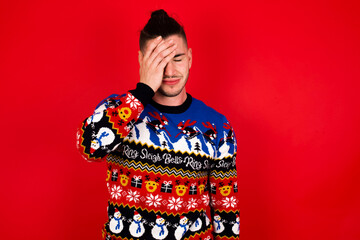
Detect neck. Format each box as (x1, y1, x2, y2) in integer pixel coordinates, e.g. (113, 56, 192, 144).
(153, 88, 187, 106)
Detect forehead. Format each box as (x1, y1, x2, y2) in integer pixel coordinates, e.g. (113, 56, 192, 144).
(145, 34, 188, 52)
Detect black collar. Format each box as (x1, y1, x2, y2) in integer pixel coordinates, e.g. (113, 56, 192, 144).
(150, 93, 192, 114)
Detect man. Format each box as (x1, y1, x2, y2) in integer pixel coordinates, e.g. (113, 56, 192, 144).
(77, 9, 240, 240)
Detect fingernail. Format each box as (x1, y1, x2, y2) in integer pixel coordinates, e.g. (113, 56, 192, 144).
(157, 36, 162, 40)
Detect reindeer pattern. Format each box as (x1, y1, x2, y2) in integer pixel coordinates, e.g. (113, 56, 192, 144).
(79, 94, 239, 239)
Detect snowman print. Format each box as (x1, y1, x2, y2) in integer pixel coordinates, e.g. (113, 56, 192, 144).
(109, 209, 123, 234)
(151, 215, 169, 240)
(129, 210, 145, 238)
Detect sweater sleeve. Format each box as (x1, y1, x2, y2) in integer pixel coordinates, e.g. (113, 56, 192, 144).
(76, 83, 154, 162)
(209, 117, 240, 239)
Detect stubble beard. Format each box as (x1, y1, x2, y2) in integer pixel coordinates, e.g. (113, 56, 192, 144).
(158, 74, 189, 97)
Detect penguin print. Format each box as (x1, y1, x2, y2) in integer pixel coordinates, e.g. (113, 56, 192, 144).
(85, 111, 104, 128)
(202, 122, 217, 144)
(90, 127, 115, 154)
(175, 119, 199, 139)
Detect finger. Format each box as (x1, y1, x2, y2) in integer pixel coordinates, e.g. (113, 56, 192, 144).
(151, 43, 177, 68)
(158, 48, 177, 69)
(148, 39, 175, 65)
(146, 39, 167, 61)
(143, 39, 167, 67)
(143, 36, 163, 60)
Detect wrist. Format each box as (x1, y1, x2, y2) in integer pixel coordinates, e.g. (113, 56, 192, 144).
(129, 83, 155, 107)
(140, 79, 158, 92)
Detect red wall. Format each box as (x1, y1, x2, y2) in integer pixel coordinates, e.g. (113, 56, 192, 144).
(1, 0, 359, 239)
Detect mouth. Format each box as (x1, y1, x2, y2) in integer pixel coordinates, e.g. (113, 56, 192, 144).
(163, 78, 180, 85)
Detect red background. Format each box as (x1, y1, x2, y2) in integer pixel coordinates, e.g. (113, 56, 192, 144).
(1, 0, 360, 239)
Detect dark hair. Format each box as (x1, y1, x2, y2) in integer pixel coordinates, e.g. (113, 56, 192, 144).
(139, 9, 187, 51)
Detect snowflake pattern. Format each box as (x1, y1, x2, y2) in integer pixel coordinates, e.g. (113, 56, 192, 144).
(110, 185, 122, 200)
(124, 125, 130, 132)
(126, 94, 141, 109)
(222, 196, 237, 208)
(79, 92, 239, 236)
(187, 198, 198, 210)
(126, 189, 140, 203)
(201, 194, 210, 205)
(146, 194, 162, 208)
(168, 197, 183, 211)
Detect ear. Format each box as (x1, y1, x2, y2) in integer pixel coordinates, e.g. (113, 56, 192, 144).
(188, 48, 192, 69)
(138, 50, 143, 65)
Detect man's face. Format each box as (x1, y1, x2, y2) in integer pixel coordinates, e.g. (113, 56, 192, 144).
(145, 34, 192, 98)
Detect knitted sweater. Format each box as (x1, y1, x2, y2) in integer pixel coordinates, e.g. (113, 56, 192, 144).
(76, 83, 240, 240)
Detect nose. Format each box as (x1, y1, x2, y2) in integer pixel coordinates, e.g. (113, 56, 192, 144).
(164, 61, 175, 77)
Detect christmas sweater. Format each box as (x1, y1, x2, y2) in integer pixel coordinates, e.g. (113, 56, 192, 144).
(76, 83, 240, 240)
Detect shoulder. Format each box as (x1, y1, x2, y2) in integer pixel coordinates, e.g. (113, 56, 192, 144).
(190, 96, 228, 123)
(94, 93, 126, 110)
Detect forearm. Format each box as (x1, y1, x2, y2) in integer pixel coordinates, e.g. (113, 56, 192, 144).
(76, 83, 154, 161)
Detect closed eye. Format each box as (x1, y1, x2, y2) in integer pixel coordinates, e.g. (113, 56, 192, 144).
(173, 53, 185, 62)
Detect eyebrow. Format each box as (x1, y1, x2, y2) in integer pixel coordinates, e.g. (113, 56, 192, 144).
(174, 53, 185, 58)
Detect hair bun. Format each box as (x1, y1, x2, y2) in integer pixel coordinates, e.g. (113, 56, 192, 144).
(151, 9, 169, 19)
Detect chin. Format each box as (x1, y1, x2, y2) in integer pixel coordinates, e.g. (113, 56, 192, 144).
(158, 86, 185, 97)
(158, 78, 188, 97)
